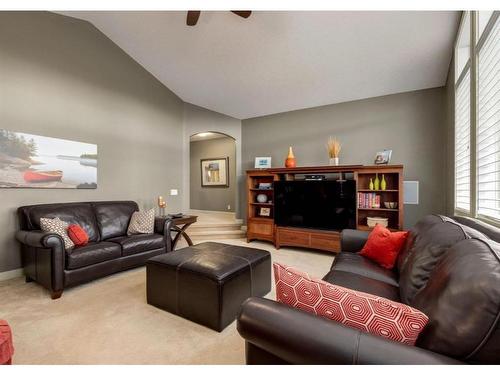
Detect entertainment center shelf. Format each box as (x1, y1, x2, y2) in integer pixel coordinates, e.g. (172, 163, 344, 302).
(246, 165, 403, 253)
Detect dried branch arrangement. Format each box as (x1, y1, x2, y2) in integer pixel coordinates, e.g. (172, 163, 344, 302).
(327, 137, 342, 158)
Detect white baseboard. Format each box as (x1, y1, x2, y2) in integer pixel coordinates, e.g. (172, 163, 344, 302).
(0, 268, 23, 281)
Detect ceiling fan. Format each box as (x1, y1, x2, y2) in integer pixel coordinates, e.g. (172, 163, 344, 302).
(186, 11, 252, 26)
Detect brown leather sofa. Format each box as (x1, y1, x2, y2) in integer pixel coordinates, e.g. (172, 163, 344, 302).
(237, 214, 500, 364)
(15, 201, 172, 299)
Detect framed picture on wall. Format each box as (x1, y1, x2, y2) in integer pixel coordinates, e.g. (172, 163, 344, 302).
(201, 157, 229, 187)
(0, 129, 97, 189)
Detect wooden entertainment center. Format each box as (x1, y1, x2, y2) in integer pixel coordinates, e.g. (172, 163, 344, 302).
(246, 165, 403, 253)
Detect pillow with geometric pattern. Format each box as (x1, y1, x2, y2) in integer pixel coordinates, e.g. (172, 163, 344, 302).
(127, 209, 155, 235)
(39, 217, 75, 250)
(273, 262, 429, 346)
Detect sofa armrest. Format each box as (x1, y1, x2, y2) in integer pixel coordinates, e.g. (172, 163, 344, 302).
(16, 230, 64, 249)
(237, 297, 462, 365)
(154, 217, 174, 252)
(15, 230, 65, 295)
(340, 229, 370, 252)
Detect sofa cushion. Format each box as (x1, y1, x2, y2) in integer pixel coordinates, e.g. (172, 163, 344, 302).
(453, 215, 500, 242)
(412, 238, 500, 363)
(398, 220, 486, 305)
(109, 233, 164, 256)
(18, 202, 100, 242)
(396, 214, 446, 272)
(92, 201, 138, 240)
(275, 263, 428, 346)
(66, 241, 121, 270)
(323, 270, 400, 302)
(331, 252, 399, 287)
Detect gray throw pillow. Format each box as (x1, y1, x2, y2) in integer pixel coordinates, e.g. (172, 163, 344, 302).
(127, 209, 155, 235)
(40, 217, 75, 250)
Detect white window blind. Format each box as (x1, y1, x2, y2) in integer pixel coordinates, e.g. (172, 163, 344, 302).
(477, 17, 500, 220)
(455, 69, 471, 212)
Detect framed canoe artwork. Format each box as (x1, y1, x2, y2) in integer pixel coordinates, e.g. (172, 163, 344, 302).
(0, 129, 97, 189)
(200, 157, 229, 187)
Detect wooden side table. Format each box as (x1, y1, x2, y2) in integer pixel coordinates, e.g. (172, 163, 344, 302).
(169, 215, 198, 250)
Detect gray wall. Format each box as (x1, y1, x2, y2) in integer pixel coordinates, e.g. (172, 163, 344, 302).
(182, 103, 242, 217)
(0, 12, 184, 273)
(242, 88, 447, 228)
(190, 137, 236, 212)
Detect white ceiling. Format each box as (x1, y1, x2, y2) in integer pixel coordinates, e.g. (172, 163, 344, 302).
(60, 11, 459, 119)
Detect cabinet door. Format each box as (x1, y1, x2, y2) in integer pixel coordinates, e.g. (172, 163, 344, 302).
(249, 221, 273, 236)
(310, 233, 340, 252)
(277, 228, 310, 246)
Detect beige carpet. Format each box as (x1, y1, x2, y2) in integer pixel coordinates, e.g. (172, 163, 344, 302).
(0, 239, 333, 364)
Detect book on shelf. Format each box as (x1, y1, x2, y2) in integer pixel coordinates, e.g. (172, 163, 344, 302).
(357, 192, 381, 209)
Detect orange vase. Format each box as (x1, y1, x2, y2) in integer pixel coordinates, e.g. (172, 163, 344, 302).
(285, 146, 296, 168)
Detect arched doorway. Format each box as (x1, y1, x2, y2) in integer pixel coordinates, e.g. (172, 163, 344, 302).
(189, 131, 237, 213)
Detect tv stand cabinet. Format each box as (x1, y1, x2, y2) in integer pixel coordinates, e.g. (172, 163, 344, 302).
(246, 165, 403, 253)
(276, 226, 340, 252)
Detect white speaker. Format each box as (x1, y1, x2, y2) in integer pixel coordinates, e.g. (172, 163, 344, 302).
(404, 181, 419, 204)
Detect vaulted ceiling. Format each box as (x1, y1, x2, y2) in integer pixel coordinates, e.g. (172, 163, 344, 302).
(61, 11, 460, 119)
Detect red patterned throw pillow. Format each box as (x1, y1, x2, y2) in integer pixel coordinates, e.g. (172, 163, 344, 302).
(0, 320, 14, 365)
(273, 263, 428, 345)
(359, 224, 409, 269)
(67, 224, 89, 246)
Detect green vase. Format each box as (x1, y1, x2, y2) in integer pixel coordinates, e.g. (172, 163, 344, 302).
(381, 174, 387, 191)
(374, 173, 380, 190)
(369, 178, 374, 190)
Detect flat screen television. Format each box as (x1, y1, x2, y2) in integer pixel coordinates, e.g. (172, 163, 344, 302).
(274, 180, 356, 231)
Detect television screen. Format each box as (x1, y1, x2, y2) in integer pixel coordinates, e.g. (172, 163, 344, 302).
(274, 180, 356, 231)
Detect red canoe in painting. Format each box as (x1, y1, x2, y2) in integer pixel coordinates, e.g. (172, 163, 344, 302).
(23, 170, 63, 183)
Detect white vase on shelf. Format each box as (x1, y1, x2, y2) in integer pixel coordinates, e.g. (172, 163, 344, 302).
(329, 157, 339, 166)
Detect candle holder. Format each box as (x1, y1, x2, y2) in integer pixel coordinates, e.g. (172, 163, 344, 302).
(157, 196, 167, 217)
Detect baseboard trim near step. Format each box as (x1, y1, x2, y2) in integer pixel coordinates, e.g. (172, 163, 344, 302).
(0, 268, 23, 281)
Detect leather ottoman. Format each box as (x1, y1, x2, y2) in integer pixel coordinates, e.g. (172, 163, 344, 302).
(146, 242, 271, 332)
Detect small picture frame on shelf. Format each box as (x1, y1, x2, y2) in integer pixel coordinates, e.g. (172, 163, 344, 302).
(374, 150, 392, 165)
(258, 182, 272, 190)
(255, 157, 271, 169)
(259, 207, 271, 216)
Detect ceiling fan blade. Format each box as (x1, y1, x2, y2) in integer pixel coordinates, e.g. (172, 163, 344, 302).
(187, 11, 201, 26)
(231, 11, 252, 19)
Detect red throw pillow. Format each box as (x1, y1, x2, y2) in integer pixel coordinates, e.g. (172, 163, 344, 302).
(273, 263, 428, 345)
(359, 224, 409, 269)
(67, 224, 89, 246)
(0, 320, 14, 365)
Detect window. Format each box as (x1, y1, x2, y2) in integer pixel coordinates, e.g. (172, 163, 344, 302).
(455, 70, 471, 211)
(454, 12, 471, 212)
(477, 15, 500, 220)
(454, 11, 500, 224)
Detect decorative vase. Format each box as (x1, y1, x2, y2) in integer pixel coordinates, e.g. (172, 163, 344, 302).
(329, 157, 339, 166)
(369, 178, 374, 191)
(256, 194, 268, 203)
(381, 174, 387, 191)
(374, 173, 380, 190)
(285, 146, 296, 168)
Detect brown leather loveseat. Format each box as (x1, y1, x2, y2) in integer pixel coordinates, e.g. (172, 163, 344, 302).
(237, 214, 500, 364)
(16, 201, 172, 299)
